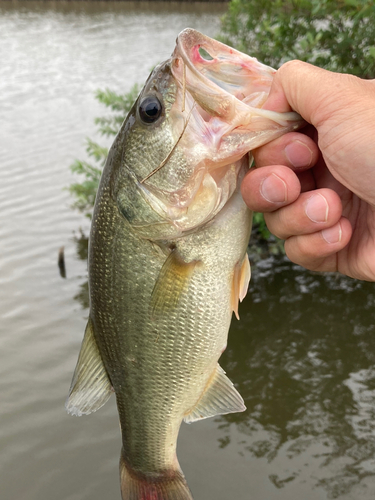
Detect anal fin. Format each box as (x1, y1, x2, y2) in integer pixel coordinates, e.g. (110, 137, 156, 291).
(184, 364, 246, 424)
(65, 318, 113, 416)
(231, 252, 251, 320)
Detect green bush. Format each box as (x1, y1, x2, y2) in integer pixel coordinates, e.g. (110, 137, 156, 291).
(68, 85, 140, 219)
(220, 0, 375, 77)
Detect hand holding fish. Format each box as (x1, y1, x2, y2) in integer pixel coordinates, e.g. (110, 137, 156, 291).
(242, 61, 375, 281)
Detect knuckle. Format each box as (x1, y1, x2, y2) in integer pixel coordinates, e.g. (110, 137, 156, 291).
(264, 212, 288, 240)
(280, 59, 307, 73)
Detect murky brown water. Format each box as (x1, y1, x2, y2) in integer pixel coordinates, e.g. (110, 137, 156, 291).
(1, 2, 375, 500)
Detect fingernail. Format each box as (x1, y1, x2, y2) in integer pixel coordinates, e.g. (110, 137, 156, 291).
(285, 140, 313, 168)
(305, 193, 329, 223)
(322, 222, 342, 244)
(260, 174, 287, 203)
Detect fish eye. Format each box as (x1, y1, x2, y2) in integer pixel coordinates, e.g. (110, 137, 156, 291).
(139, 96, 163, 124)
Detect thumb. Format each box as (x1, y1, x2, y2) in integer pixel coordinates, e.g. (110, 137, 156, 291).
(263, 60, 356, 128)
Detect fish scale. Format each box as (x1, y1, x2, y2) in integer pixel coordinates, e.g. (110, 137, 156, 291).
(89, 178, 250, 475)
(66, 29, 303, 500)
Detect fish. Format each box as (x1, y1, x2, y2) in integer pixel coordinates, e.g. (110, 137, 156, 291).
(66, 28, 303, 500)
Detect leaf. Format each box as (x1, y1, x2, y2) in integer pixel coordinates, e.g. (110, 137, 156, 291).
(86, 139, 108, 164)
(68, 84, 140, 218)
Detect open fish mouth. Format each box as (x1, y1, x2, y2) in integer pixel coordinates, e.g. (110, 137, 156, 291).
(170, 28, 304, 167)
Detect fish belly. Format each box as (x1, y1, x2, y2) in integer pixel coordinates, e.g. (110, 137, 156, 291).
(89, 184, 251, 476)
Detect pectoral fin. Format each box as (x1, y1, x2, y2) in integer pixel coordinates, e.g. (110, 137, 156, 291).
(231, 253, 251, 320)
(150, 249, 200, 317)
(184, 364, 246, 423)
(65, 318, 113, 416)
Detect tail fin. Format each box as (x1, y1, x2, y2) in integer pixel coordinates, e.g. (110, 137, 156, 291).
(120, 454, 193, 500)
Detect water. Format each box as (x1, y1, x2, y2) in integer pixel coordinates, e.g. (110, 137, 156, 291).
(1, 2, 375, 499)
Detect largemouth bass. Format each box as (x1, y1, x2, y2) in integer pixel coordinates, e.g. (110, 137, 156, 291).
(66, 29, 303, 500)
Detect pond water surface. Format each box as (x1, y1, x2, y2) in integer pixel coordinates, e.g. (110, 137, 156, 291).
(1, 2, 375, 500)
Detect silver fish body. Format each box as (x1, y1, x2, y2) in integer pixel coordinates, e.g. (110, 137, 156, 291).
(66, 29, 303, 500)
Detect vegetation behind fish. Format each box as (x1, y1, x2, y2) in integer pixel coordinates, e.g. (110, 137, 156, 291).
(68, 0, 375, 259)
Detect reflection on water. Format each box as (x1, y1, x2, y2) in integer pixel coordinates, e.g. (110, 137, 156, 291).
(221, 259, 375, 498)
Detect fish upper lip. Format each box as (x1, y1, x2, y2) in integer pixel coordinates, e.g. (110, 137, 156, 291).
(166, 29, 305, 176)
(172, 28, 303, 126)
(172, 28, 273, 117)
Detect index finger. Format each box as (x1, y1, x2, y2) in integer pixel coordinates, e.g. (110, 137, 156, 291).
(263, 60, 347, 127)
(252, 131, 319, 171)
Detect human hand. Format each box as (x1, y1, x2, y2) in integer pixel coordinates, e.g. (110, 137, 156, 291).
(242, 61, 375, 281)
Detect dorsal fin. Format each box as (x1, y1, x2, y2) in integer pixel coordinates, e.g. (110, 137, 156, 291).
(183, 364, 246, 423)
(231, 252, 251, 320)
(150, 248, 200, 317)
(65, 318, 113, 416)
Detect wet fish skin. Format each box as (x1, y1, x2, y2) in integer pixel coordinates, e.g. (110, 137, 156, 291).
(66, 29, 303, 500)
(89, 83, 251, 484)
